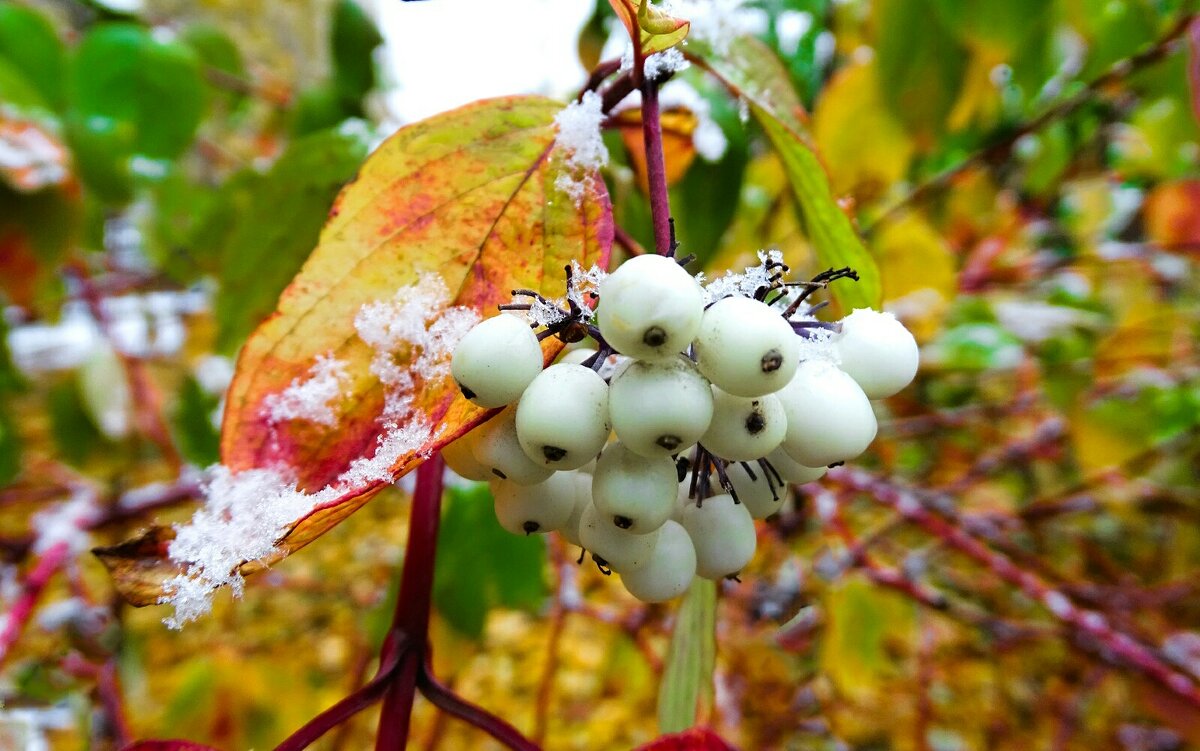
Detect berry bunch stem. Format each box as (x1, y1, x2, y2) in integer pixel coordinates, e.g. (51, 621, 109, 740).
(639, 77, 674, 257)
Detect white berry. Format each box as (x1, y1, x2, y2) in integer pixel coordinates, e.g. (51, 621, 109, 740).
(608, 357, 713, 457)
(451, 313, 544, 408)
(491, 472, 583, 536)
(591, 442, 678, 534)
(834, 308, 919, 399)
(725, 460, 787, 519)
(470, 406, 554, 485)
(558, 471, 595, 547)
(596, 254, 704, 361)
(776, 360, 877, 467)
(619, 520, 696, 602)
(765, 446, 827, 485)
(680, 494, 757, 580)
(700, 387, 786, 461)
(579, 501, 660, 572)
(692, 296, 800, 397)
(441, 435, 491, 482)
(516, 364, 610, 470)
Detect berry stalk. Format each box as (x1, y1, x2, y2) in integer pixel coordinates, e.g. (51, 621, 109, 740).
(639, 78, 673, 256)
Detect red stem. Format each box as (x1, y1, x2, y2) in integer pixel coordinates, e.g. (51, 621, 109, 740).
(375, 455, 445, 751)
(275, 637, 406, 751)
(0, 540, 70, 666)
(831, 467, 1200, 708)
(639, 79, 673, 256)
(417, 657, 540, 751)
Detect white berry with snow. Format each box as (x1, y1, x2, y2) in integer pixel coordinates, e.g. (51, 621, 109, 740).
(700, 387, 786, 461)
(725, 461, 787, 520)
(441, 435, 491, 482)
(451, 313, 543, 408)
(491, 472, 584, 536)
(469, 407, 554, 486)
(591, 442, 678, 534)
(692, 296, 800, 397)
(834, 308, 919, 399)
(681, 494, 757, 580)
(516, 364, 610, 470)
(608, 357, 713, 457)
(596, 254, 704, 361)
(619, 520, 696, 602)
(765, 446, 827, 485)
(777, 360, 877, 467)
(579, 501, 660, 572)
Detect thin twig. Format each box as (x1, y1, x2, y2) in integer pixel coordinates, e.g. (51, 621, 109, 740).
(866, 12, 1198, 234)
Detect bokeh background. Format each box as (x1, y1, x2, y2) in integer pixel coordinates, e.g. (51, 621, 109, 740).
(1, 0, 1198, 749)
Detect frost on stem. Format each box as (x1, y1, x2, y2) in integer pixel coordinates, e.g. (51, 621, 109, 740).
(261, 353, 350, 426)
(520, 261, 608, 329)
(553, 90, 609, 204)
(162, 274, 479, 629)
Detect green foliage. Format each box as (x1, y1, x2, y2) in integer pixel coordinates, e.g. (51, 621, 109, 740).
(172, 377, 221, 467)
(0, 3, 65, 110)
(292, 0, 383, 135)
(433, 483, 548, 640)
(657, 578, 716, 733)
(214, 125, 370, 352)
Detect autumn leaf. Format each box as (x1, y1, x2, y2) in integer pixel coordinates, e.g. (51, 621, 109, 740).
(98, 95, 612, 608)
(658, 578, 716, 734)
(608, 0, 690, 56)
(121, 739, 225, 743)
(634, 727, 739, 751)
(688, 36, 882, 312)
(615, 106, 699, 191)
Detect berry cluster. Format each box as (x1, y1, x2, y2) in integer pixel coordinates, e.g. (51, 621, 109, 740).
(444, 251, 918, 602)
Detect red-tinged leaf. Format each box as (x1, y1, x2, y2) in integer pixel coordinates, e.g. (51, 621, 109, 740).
(0, 113, 70, 192)
(1144, 180, 1200, 253)
(608, 0, 690, 56)
(634, 727, 740, 751)
(615, 106, 699, 191)
(99, 95, 612, 608)
(688, 36, 882, 313)
(121, 742, 224, 751)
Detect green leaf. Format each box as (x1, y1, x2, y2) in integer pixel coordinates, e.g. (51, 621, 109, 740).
(433, 483, 547, 640)
(331, 0, 383, 109)
(0, 316, 22, 394)
(179, 23, 246, 109)
(214, 125, 370, 352)
(0, 58, 49, 112)
(657, 578, 715, 734)
(48, 378, 108, 467)
(171, 377, 221, 467)
(0, 3, 66, 110)
(691, 36, 881, 311)
(0, 404, 19, 485)
(69, 23, 206, 161)
(874, 0, 968, 140)
(65, 113, 136, 204)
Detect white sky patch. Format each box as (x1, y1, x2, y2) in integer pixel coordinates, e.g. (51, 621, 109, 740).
(162, 276, 479, 628)
(372, 0, 593, 125)
(262, 354, 350, 426)
(553, 91, 610, 204)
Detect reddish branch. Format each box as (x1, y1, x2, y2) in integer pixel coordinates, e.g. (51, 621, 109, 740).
(67, 261, 182, 472)
(0, 540, 71, 665)
(639, 77, 673, 256)
(867, 11, 1199, 234)
(830, 467, 1200, 708)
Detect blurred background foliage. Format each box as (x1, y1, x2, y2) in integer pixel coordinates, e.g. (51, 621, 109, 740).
(0, 0, 1198, 749)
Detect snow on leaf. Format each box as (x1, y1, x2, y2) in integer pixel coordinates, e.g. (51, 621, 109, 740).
(0, 110, 70, 192)
(554, 91, 610, 203)
(96, 96, 613, 615)
(261, 353, 350, 426)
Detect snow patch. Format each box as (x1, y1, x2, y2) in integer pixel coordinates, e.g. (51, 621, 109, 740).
(163, 275, 477, 628)
(31, 490, 100, 556)
(262, 354, 350, 426)
(553, 91, 610, 203)
(668, 0, 768, 55)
